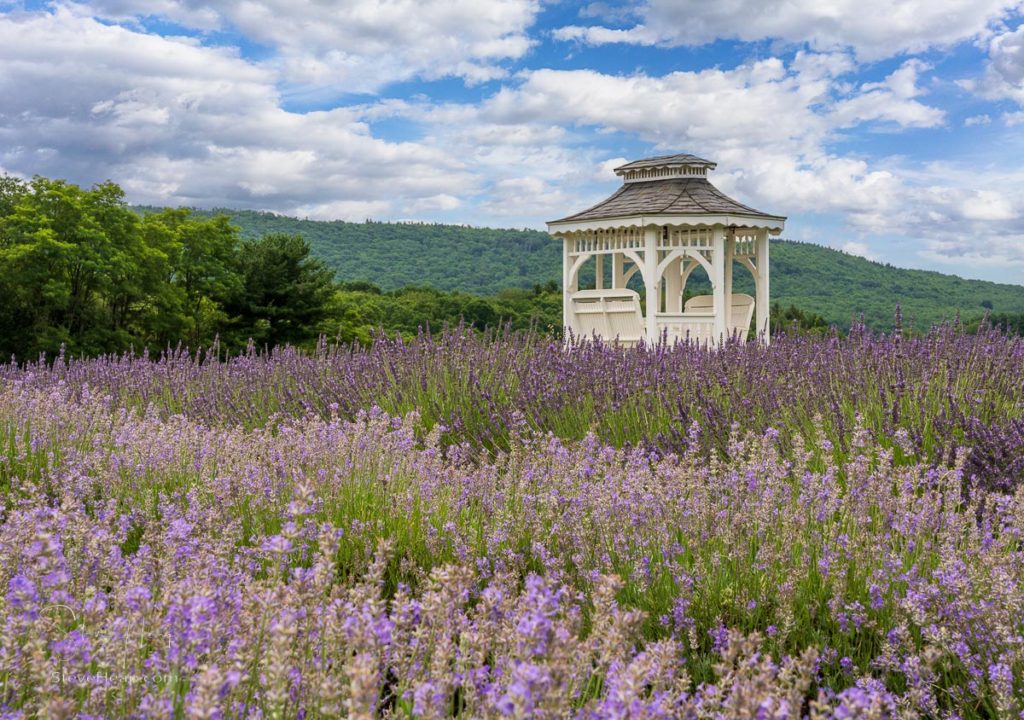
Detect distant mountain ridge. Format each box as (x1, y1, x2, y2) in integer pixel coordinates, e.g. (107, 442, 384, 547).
(156, 207, 1024, 331)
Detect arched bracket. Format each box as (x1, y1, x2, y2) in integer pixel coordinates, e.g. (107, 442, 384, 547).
(738, 256, 759, 282)
(656, 248, 688, 282)
(619, 249, 645, 287)
(686, 248, 714, 277)
(568, 253, 593, 288)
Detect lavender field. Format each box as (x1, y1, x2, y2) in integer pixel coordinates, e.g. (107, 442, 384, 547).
(1, 324, 1023, 718)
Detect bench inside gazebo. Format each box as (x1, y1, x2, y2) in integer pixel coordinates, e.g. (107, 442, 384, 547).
(547, 154, 786, 346)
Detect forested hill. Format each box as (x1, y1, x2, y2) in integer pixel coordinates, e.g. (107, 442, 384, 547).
(177, 209, 558, 296)
(171, 208, 1024, 331)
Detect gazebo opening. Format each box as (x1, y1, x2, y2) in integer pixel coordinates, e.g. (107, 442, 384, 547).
(547, 154, 786, 346)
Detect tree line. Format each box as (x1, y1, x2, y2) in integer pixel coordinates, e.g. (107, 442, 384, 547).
(2, 176, 1019, 362)
(0, 176, 335, 359)
(0, 176, 565, 360)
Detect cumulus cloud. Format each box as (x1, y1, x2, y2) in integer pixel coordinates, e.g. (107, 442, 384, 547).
(970, 24, 1024, 106)
(960, 190, 1017, 220)
(429, 57, 1024, 266)
(841, 241, 877, 261)
(3, 3, 1024, 275)
(0, 8, 475, 217)
(468, 57, 946, 221)
(76, 0, 541, 91)
(553, 0, 1019, 61)
(480, 60, 831, 154)
(830, 60, 945, 128)
(920, 232, 1024, 271)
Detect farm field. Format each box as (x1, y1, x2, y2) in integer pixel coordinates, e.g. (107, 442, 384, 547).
(1, 324, 1023, 718)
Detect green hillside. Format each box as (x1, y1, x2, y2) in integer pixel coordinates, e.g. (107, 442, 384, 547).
(180, 208, 1024, 331)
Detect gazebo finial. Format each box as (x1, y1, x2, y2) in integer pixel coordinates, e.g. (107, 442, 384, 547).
(547, 153, 785, 346)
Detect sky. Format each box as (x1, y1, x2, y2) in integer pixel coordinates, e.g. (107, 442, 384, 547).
(1, 1, 1024, 284)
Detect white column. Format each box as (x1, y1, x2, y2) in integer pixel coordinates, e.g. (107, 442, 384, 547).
(724, 233, 735, 334)
(756, 231, 771, 344)
(562, 237, 574, 337)
(612, 253, 625, 289)
(664, 256, 682, 313)
(644, 227, 659, 344)
(711, 227, 727, 344)
(595, 254, 604, 289)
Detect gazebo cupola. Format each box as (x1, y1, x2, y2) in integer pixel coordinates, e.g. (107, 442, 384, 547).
(547, 154, 786, 346)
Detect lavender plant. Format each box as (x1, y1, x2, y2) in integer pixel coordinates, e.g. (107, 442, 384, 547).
(4, 322, 1021, 491)
(0, 326, 1021, 717)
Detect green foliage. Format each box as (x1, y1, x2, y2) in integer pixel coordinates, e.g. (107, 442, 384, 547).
(965, 312, 1024, 336)
(769, 302, 832, 335)
(0, 177, 339, 360)
(325, 283, 562, 344)
(179, 209, 561, 296)
(225, 233, 336, 349)
(5, 175, 1022, 362)
(185, 208, 1024, 333)
(1, 177, 563, 360)
(0, 176, 155, 358)
(138, 208, 242, 348)
(764, 241, 1024, 331)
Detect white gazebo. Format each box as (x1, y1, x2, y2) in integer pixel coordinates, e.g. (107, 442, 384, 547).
(547, 154, 785, 346)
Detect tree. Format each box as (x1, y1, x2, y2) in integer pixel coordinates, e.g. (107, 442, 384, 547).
(0, 177, 152, 358)
(226, 233, 335, 349)
(770, 303, 832, 336)
(142, 209, 242, 348)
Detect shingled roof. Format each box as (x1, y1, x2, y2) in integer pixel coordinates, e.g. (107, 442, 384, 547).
(550, 178, 785, 224)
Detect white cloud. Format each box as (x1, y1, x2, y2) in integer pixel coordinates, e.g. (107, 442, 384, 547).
(1005, 110, 1024, 125)
(829, 60, 945, 128)
(480, 60, 831, 154)
(478, 176, 577, 220)
(964, 114, 992, 126)
(470, 58, 945, 222)
(554, 0, 1020, 61)
(595, 157, 627, 181)
(841, 241, 877, 261)
(437, 58, 1024, 267)
(919, 233, 1024, 270)
(78, 0, 541, 91)
(0, 8, 476, 217)
(970, 24, 1024, 107)
(3, 4, 1024, 276)
(961, 190, 1017, 220)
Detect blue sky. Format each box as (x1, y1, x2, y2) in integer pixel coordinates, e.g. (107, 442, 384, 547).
(1, 1, 1024, 283)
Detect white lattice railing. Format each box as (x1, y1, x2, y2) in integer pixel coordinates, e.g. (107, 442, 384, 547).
(660, 227, 712, 250)
(732, 231, 758, 257)
(570, 228, 645, 255)
(569, 227, 764, 258)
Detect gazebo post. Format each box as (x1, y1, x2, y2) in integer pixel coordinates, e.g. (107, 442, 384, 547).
(724, 230, 735, 334)
(562, 237, 574, 337)
(644, 227, 658, 343)
(711, 227, 727, 342)
(612, 253, 624, 289)
(756, 231, 771, 344)
(595, 255, 604, 289)
(664, 257, 682, 313)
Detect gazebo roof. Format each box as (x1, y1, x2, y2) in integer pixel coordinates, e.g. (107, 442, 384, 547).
(614, 153, 716, 173)
(550, 178, 785, 224)
(549, 154, 786, 228)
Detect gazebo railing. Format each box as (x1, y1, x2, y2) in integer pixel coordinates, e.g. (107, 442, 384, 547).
(655, 311, 716, 345)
